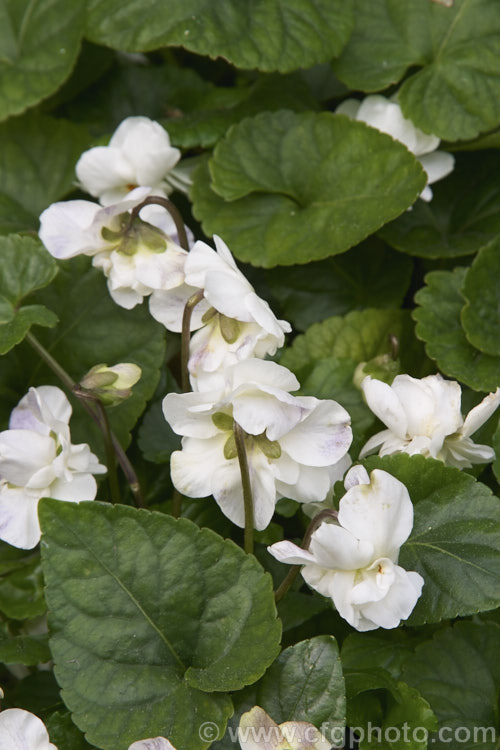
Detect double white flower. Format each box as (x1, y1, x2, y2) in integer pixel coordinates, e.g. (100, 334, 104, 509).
(163, 359, 352, 530)
(75, 116, 182, 205)
(360, 374, 500, 468)
(238, 706, 330, 750)
(0, 386, 105, 549)
(336, 94, 454, 201)
(39, 189, 204, 329)
(157, 235, 291, 390)
(269, 466, 424, 631)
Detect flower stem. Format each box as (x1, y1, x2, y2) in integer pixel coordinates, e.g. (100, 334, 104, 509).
(180, 289, 204, 392)
(25, 332, 144, 508)
(171, 488, 183, 519)
(274, 509, 338, 603)
(233, 422, 254, 555)
(128, 195, 190, 252)
(73, 387, 121, 506)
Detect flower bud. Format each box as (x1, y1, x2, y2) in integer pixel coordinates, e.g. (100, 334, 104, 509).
(80, 363, 142, 406)
(353, 354, 399, 390)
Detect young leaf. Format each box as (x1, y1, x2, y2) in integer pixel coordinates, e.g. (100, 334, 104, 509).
(0, 235, 58, 354)
(192, 111, 425, 267)
(0, 0, 85, 121)
(414, 267, 500, 391)
(257, 636, 345, 737)
(333, 0, 500, 141)
(363, 454, 500, 624)
(39, 499, 281, 750)
(85, 0, 353, 73)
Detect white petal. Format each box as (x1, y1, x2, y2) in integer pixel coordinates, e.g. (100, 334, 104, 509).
(278, 399, 351, 466)
(232, 389, 304, 442)
(309, 522, 374, 570)
(49, 473, 98, 502)
(358, 429, 394, 459)
(149, 284, 208, 333)
(276, 463, 332, 504)
(212, 444, 276, 530)
(170, 436, 227, 498)
(419, 185, 433, 202)
(267, 540, 317, 566)
(244, 292, 291, 338)
(462, 388, 500, 437)
(39, 200, 101, 259)
(238, 707, 283, 750)
(393, 374, 462, 438)
(162, 391, 221, 438)
(350, 557, 396, 605)
(361, 377, 408, 439)
(441, 436, 495, 468)
(0, 487, 42, 549)
(344, 465, 370, 490)
(129, 738, 177, 750)
(0, 708, 56, 750)
(358, 566, 424, 630)
(76, 146, 135, 198)
(111, 116, 181, 186)
(338, 469, 413, 558)
(418, 151, 455, 185)
(228, 359, 300, 393)
(0, 430, 56, 486)
(134, 246, 187, 291)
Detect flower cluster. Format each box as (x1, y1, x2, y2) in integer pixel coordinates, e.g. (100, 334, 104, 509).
(336, 94, 455, 201)
(269, 466, 424, 631)
(163, 359, 352, 529)
(0, 386, 105, 549)
(360, 374, 500, 468)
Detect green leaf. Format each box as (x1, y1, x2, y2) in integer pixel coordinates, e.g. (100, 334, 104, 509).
(414, 267, 500, 391)
(341, 630, 423, 681)
(85, 0, 353, 73)
(0, 234, 58, 354)
(493, 419, 500, 483)
(4, 671, 62, 718)
(276, 591, 330, 633)
(46, 711, 96, 750)
(40, 499, 281, 750)
(379, 152, 500, 259)
(256, 239, 413, 331)
(333, 0, 500, 141)
(461, 239, 500, 355)
(402, 621, 500, 750)
(257, 636, 345, 735)
(30, 257, 166, 450)
(193, 110, 426, 267)
(0, 113, 91, 233)
(0, 625, 51, 665)
(0, 0, 85, 120)
(364, 454, 500, 624)
(0, 556, 46, 620)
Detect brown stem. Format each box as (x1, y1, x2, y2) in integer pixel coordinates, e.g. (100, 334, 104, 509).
(234, 423, 254, 555)
(181, 289, 204, 392)
(128, 195, 190, 252)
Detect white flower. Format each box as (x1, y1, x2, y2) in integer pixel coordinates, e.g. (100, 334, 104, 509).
(128, 739, 176, 750)
(336, 94, 455, 201)
(163, 359, 352, 530)
(0, 708, 57, 749)
(238, 706, 330, 750)
(154, 235, 290, 389)
(269, 466, 424, 631)
(39, 191, 204, 328)
(360, 374, 500, 468)
(0, 386, 106, 549)
(76, 116, 181, 205)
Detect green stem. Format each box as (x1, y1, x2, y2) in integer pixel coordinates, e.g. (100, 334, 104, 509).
(233, 422, 254, 555)
(128, 195, 190, 252)
(181, 289, 204, 392)
(25, 332, 144, 508)
(274, 509, 338, 603)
